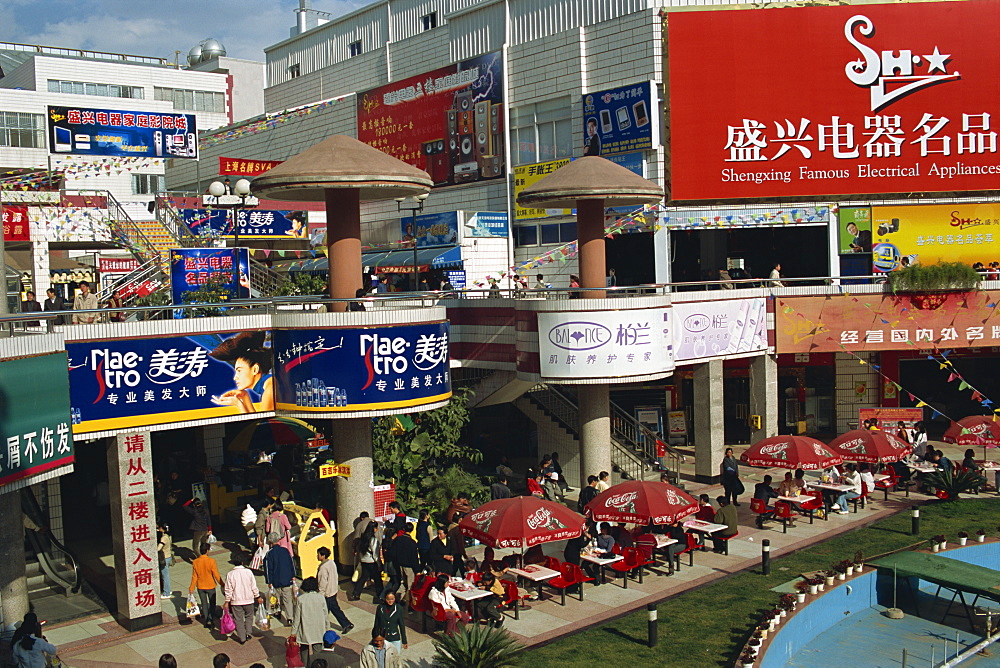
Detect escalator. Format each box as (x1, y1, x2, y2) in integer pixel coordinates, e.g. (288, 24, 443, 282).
(20, 487, 91, 615)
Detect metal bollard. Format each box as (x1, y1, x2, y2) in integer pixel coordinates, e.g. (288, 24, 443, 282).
(647, 602, 658, 647)
(911, 505, 920, 536)
(901, 647, 906, 668)
(762, 538, 771, 575)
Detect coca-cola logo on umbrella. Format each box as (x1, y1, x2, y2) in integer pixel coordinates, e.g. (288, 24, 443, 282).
(470, 509, 497, 532)
(758, 443, 787, 457)
(840, 437, 866, 453)
(665, 489, 683, 505)
(812, 444, 829, 457)
(606, 491, 639, 512)
(526, 507, 567, 531)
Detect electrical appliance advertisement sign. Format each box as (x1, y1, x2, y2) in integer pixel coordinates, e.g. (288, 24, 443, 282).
(47, 105, 198, 159)
(67, 330, 274, 433)
(273, 322, 451, 412)
(170, 248, 250, 305)
(669, 1, 1000, 199)
(582, 82, 656, 157)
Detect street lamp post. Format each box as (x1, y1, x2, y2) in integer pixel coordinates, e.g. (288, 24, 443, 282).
(208, 178, 252, 294)
(395, 193, 429, 291)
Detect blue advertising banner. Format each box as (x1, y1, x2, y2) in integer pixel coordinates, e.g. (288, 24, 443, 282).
(401, 212, 460, 248)
(273, 322, 451, 412)
(182, 209, 309, 239)
(67, 330, 274, 433)
(47, 105, 198, 159)
(582, 82, 654, 157)
(467, 212, 508, 238)
(170, 248, 250, 305)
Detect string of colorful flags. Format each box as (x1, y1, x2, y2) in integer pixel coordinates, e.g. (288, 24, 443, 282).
(199, 96, 348, 148)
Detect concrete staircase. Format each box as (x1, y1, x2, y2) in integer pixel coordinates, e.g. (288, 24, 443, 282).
(133, 218, 176, 261)
(512, 395, 584, 489)
(467, 370, 535, 408)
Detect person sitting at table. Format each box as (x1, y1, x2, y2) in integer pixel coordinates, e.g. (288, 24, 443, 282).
(427, 574, 470, 635)
(583, 523, 616, 583)
(662, 521, 688, 574)
(923, 446, 937, 464)
(822, 464, 843, 484)
(962, 449, 980, 473)
(428, 528, 455, 575)
(933, 450, 953, 475)
(831, 463, 861, 514)
(488, 560, 532, 603)
(695, 494, 715, 522)
(711, 497, 738, 554)
(912, 422, 928, 458)
(613, 523, 634, 548)
(474, 572, 505, 628)
(635, 524, 658, 562)
(793, 469, 808, 492)
(777, 472, 798, 497)
(859, 463, 876, 498)
(526, 469, 546, 499)
(523, 545, 546, 567)
(753, 475, 780, 527)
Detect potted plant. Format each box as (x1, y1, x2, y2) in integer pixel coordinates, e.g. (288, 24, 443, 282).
(762, 609, 778, 631)
(958, 530, 969, 546)
(432, 624, 525, 668)
(740, 649, 756, 668)
(758, 624, 769, 641)
(832, 561, 848, 580)
(978, 528, 987, 543)
(748, 628, 763, 649)
(779, 594, 796, 616)
(795, 581, 810, 602)
(807, 577, 821, 595)
(824, 570, 836, 587)
(845, 560, 855, 577)
(854, 550, 865, 572)
(933, 534, 947, 551)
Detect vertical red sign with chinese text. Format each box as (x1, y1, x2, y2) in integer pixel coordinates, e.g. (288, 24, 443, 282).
(2, 206, 30, 241)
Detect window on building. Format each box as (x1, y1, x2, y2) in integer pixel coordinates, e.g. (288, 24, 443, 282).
(132, 174, 165, 195)
(515, 225, 538, 247)
(153, 87, 225, 113)
(288, 64, 301, 79)
(420, 12, 438, 31)
(349, 41, 363, 57)
(0, 111, 45, 148)
(46, 79, 144, 99)
(511, 97, 574, 166)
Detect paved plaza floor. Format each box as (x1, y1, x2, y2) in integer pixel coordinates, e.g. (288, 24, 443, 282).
(42, 442, 973, 667)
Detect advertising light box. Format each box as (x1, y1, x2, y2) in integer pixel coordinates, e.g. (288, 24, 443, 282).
(669, 1, 1000, 199)
(47, 105, 198, 159)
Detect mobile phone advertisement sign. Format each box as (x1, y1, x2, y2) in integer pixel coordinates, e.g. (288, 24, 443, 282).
(581, 82, 656, 157)
(47, 105, 198, 159)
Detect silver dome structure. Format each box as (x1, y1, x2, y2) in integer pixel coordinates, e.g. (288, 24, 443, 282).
(186, 44, 203, 67)
(200, 39, 227, 61)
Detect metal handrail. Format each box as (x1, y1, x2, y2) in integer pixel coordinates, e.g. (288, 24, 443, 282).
(21, 488, 82, 594)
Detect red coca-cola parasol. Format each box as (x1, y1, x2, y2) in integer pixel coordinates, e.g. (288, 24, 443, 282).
(457, 496, 586, 549)
(584, 480, 698, 526)
(942, 416, 1000, 445)
(827, 429, 911, 463)
(740, 435, 842, 470)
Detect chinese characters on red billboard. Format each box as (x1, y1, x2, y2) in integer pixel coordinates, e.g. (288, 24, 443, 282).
(2, 206, 30, 241)
(111, 431, 160, 621)
(218, 157, 283, 176)
(668, 1, 1000, 199)
(357, 52, 504, 187)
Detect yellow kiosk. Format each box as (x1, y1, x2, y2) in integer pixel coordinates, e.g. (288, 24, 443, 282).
(283, 503, 336, 579)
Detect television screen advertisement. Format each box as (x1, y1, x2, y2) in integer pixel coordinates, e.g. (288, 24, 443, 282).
(669, 1, 1000, 199)
(170, 248, 250, 305)
(401, 212, 460, 248)
(870, 203, 1000, 272)
(839, 207, 873, 254)
(67, 330, 274, 434)
(272, 322, 451, 413)
(0, 353, 74, 489)
(181, 209, 308, 239)
(537, 308, 673, 380)
(582, 82, 656, 157)
(357, 52, 504, 188)
(47, 105, 198, 159)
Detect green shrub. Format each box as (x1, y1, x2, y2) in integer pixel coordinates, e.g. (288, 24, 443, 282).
(885, 262, 981, 294)
(433, 624, 525, 668)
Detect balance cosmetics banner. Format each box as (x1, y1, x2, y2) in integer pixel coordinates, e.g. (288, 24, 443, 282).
(669, 1, 1000, 199)
(170, 248, 250, 304)
(0, 353, 74, 489)
(582, 82, 655, 157)
(182, 209, 308, 239)
(273, 322, 451, 412)
(47, 105, 198, 159)
(67, 330, 274, 433)
(672, 298, 767, 362)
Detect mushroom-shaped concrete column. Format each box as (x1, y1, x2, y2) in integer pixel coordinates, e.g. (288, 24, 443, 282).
(253, 135, 432, 310)
(516, 156, 662, 296)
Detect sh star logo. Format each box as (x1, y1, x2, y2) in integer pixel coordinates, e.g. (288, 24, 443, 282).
(845, 14, 960, 112)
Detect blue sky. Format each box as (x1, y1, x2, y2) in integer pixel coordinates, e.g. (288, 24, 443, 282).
(1, 0, 367, 63)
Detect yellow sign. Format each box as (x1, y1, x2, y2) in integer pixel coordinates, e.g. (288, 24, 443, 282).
(319, 463, 351, 479)
(514, 158, 573, 220)
(871, 203, 1000, 272)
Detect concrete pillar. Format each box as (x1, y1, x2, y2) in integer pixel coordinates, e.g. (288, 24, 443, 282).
(32, 241, 50, 301)
(325, 189, 361, 311)
(750, 354, 779, 444)
(0, 491, 28, 626)
(576, 199, 607, 295)
(334, 418, 375, 564)
(693, 359, 725, 483)
(578, 384, 612, 482)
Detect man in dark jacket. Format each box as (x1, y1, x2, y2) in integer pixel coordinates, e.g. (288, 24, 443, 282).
(263, 536, 296, 623)
(490, 476, 512, 500)
(380, 524, 420, 598)
(577, 475, 600, 513)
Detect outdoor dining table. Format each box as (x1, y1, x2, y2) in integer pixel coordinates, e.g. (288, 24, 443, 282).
(508, 563, 560, 600)
(580, 551, 623, 585)
(682, 519, 728, 534)
(448, 579, 494, 617)
(805, 481, 853, 514)
(907, 463, 938, 474)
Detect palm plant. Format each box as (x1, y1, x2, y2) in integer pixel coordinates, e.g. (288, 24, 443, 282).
(432, 624, 526, 668)
(922, 468, 987, 500)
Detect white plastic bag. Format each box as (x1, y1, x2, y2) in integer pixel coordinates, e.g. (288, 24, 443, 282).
(255, 603, 271, 631)
(206, 532, 218, 545)
(185, 593, 200, 618)
(250, 545, 268, 570)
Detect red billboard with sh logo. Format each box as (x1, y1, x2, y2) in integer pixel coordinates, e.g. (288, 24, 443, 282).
(668, 1, 1000, 200)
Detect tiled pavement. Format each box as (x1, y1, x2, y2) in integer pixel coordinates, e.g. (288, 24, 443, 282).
(46, 442, 972, 667)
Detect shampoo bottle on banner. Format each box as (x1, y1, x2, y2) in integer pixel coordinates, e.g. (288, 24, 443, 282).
(318, 380, 328, 407)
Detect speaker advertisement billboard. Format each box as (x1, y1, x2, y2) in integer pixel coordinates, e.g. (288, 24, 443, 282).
(67, 330, 274, 433)
(47, 105, 198, 159)
(357, 52, 504, 187)
(669, 1, 1000, 199)
(272, 322, 451, 413)
(870, 203, 1000, 272)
